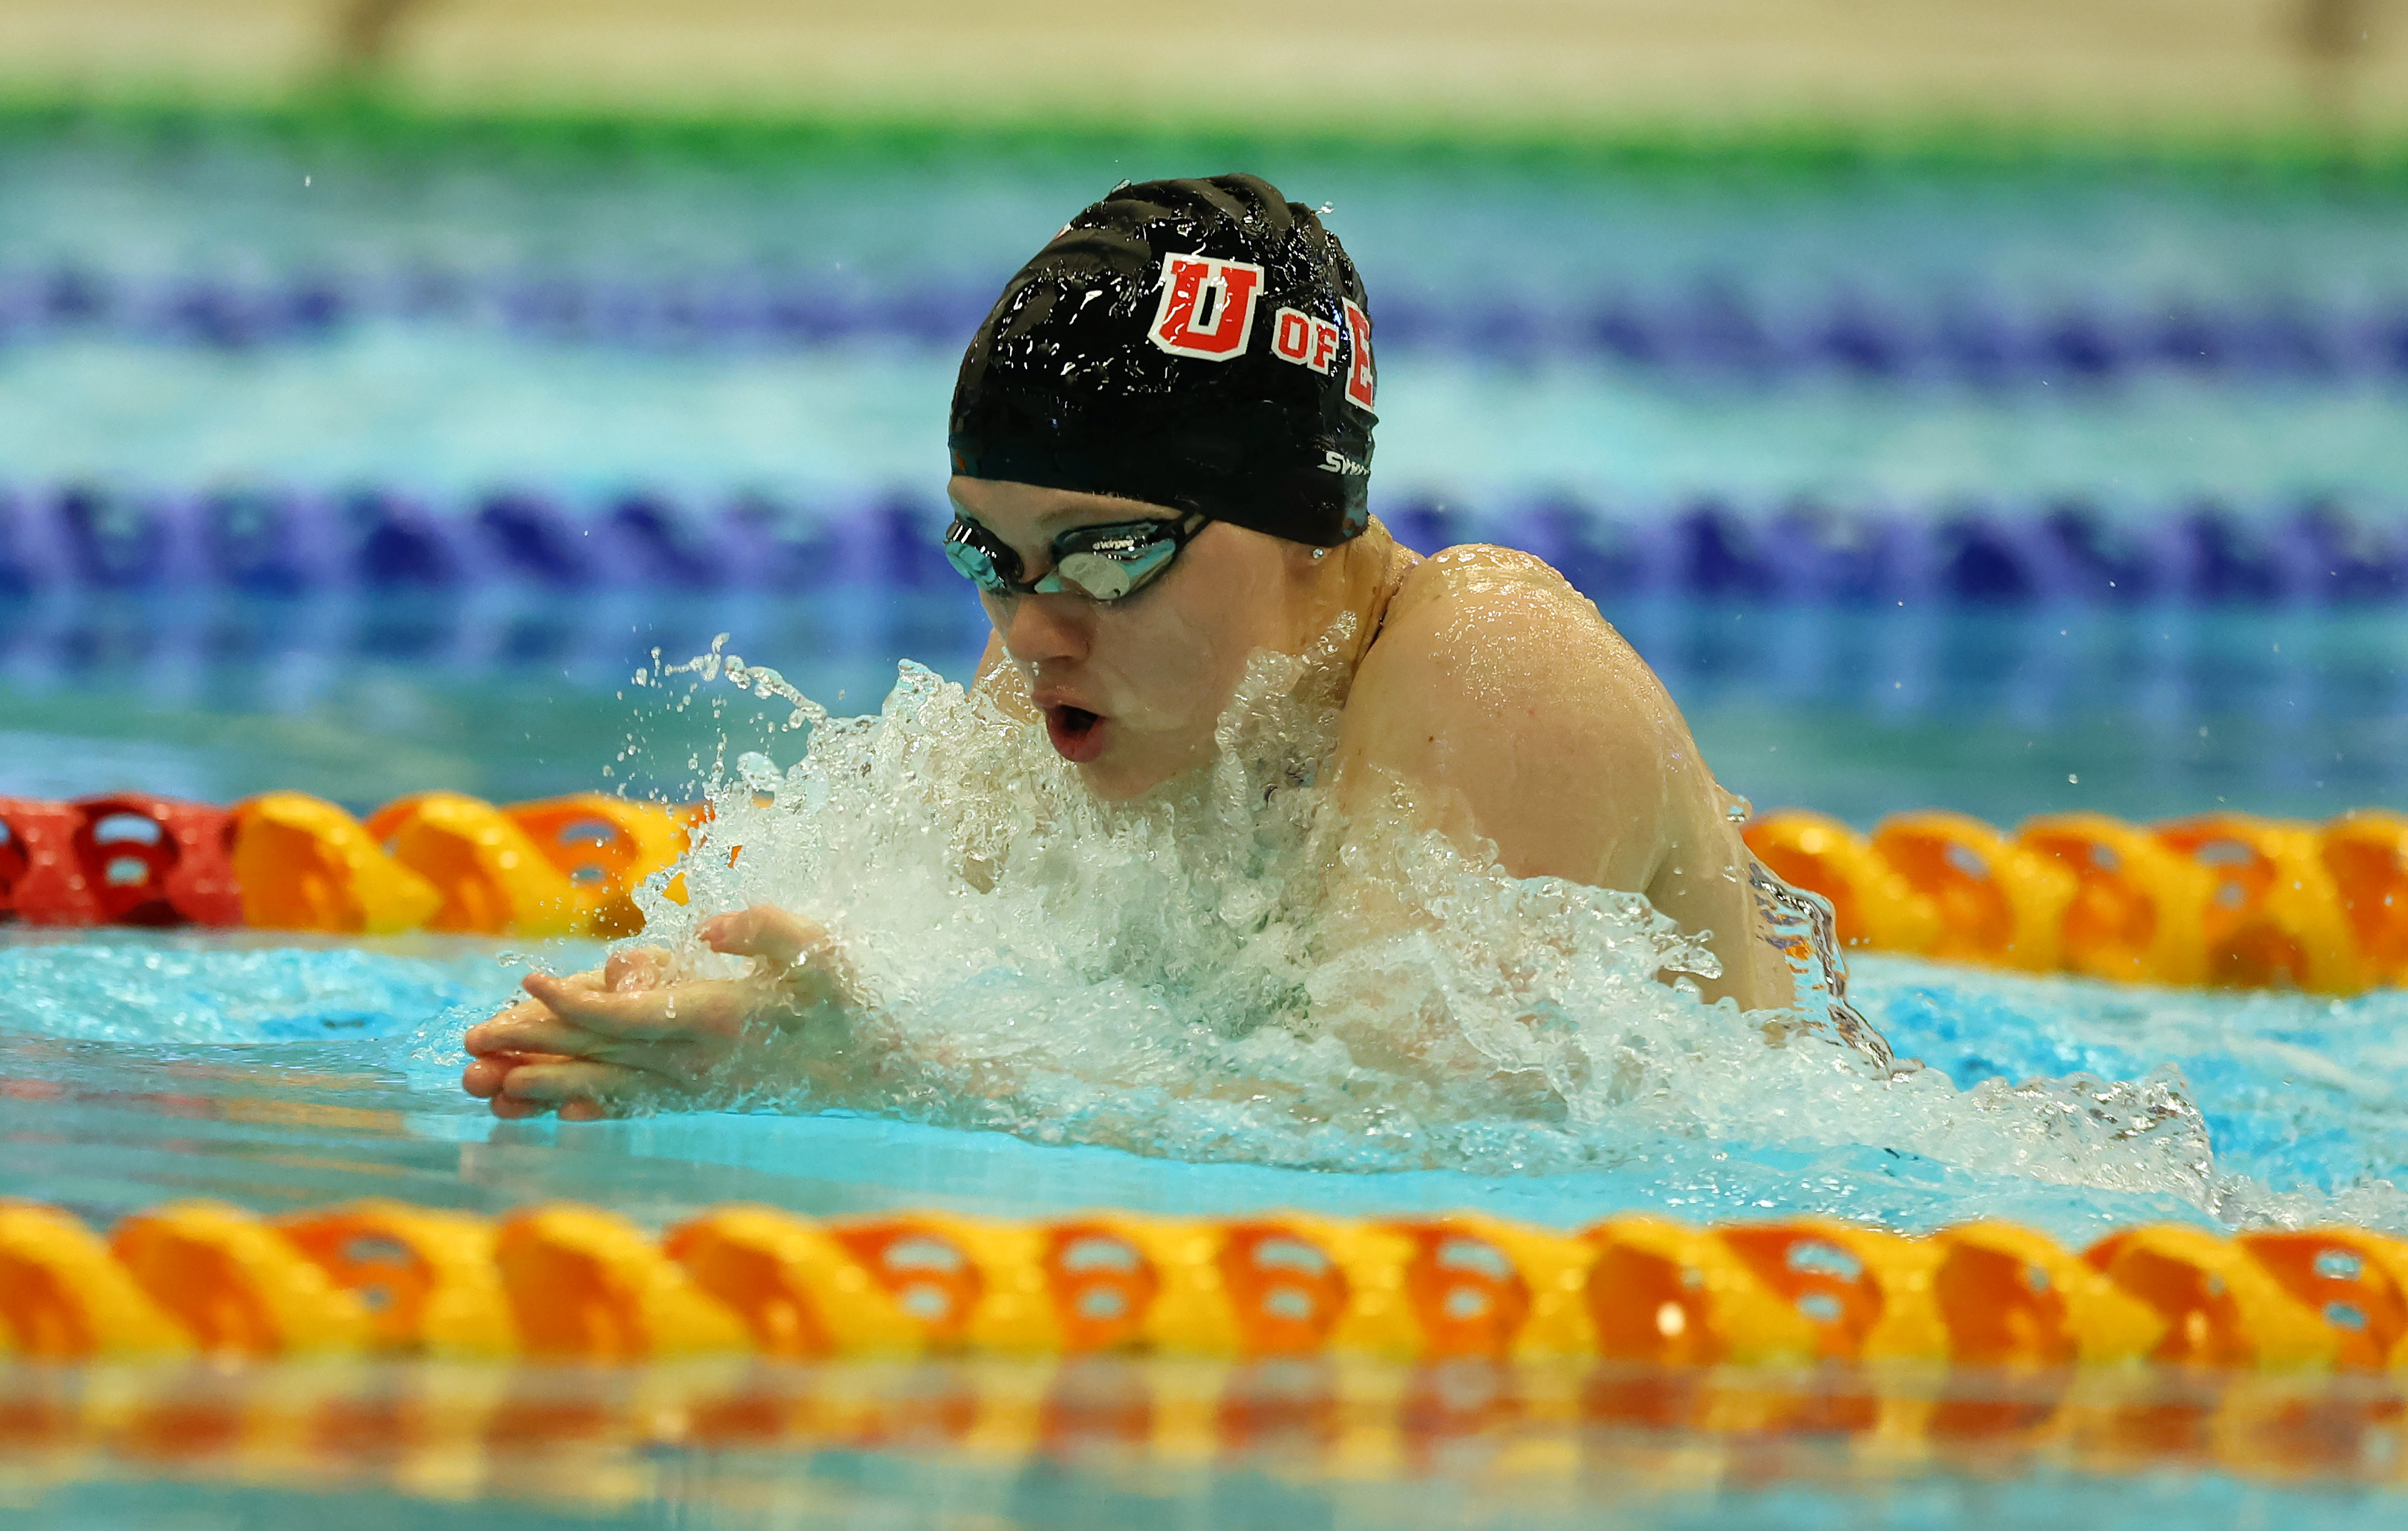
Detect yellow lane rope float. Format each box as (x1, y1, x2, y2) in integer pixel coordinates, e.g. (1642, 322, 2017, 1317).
(4, 790, 2402, 992)
(1745, 807, 2407, 993)
(0, 790, 698, 940)
(8, 1200, 2408, 1372)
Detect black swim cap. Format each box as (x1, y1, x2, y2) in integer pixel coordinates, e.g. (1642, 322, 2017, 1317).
(949, 174, 1376, 548)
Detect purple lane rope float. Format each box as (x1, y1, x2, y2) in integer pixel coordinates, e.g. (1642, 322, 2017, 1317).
(9, 264, 2407, 386)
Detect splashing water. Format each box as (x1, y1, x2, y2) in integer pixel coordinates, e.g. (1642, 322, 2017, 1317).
(590, 638, 2230, 1213)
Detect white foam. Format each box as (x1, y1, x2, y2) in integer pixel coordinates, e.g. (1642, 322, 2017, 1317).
(629, 641, 2219, 1210)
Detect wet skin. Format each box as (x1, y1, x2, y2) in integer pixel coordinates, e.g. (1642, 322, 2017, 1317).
(462, 478, 1789, 1118)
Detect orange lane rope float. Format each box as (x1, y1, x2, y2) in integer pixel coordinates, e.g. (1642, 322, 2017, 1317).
(18, 1203, 2408, 1497)
(9, 1199, 2408, 1372)
(1745, 806, 2408, 993)
(1, 790, 2402, 993)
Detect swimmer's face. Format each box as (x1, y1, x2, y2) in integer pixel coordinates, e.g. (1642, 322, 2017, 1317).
(948, 476, 1319, 800)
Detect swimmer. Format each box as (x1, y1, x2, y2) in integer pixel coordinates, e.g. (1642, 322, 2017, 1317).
(462, 174, 1796, 1120)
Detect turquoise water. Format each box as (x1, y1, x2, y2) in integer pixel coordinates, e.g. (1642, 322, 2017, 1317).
(7, 125, 2408, 510)
(6, 1383, 2404, 1531)
(4, 918, 2400, 1240)
(3, 596, 2402, 824)
(8, 120, 2408, 1525)
(5, 921, 2407, 1527)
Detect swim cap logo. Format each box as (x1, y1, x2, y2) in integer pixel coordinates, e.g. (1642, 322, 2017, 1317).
(1271, 306, 1342, 374)
(1342, 299, 1376, 410)
(1149, 254, 1264, 361)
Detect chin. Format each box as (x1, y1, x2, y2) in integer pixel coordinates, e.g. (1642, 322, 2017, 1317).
(1069, 735, 1203, 802)
(1074, 758, 1162, 803)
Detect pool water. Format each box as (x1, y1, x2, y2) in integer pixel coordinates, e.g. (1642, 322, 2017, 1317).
(6, 594, 2405, 825)
(7, 113, 2408, 1527)
(4, 925, 2404, 1240)
(6, 923, 2408, 1528)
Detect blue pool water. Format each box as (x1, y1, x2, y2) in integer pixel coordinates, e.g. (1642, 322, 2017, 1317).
(7, 116, 2408, 1526)
(6, 919, 2408, 1527)
(6, 928, 2406, 1239)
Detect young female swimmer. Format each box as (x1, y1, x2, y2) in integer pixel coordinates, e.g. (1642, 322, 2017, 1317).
(462, 174, 1799, 1120)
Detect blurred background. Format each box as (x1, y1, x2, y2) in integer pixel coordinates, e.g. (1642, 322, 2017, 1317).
(2, 0, 2405, 825)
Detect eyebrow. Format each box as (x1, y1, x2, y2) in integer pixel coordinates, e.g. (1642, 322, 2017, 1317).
(1035, 503, 1168, 532)
(954, 501, 1176, 538)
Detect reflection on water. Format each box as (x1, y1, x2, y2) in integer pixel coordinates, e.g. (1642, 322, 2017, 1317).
(5, 1355, 2406, 1530)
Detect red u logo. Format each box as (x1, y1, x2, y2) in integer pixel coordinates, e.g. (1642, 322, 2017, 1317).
(1149, 254, 1265, 360)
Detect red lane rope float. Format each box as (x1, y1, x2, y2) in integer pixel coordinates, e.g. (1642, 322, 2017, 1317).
(1, 790, 694, 938)
(1745, 805, 2408, 993)
(9, 1198, 2408, 1372)
(0, 793, 240, 928)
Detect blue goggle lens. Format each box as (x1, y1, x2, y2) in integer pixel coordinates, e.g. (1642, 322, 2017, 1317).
(943, 514, 1200, 603)
(942, 523, 1018, 593)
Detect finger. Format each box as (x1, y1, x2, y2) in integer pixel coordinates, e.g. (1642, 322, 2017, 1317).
(467, 1010, 620, 1060)
(518, 965, 609, 1003)
(462, 1056, 513, 1098)
(605, 945, 674, 993)
(498, 1059, 660, 1108)
(473, 1023, 710, 1082)
(489, 1093, 552, 1120)
(700, 904, 827, 971)
(464, 1050, 575, 1097)
(464, 995, 558, 1056)
(523, 971, 752, 1040)
(558, 1098, 612, 1123)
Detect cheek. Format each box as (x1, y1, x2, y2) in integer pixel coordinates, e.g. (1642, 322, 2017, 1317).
(979, 594, 1016, 648)
(1107, 596, 1252, 725)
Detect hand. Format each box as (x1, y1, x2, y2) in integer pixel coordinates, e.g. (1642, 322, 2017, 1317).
(460, 904, 848, 1120)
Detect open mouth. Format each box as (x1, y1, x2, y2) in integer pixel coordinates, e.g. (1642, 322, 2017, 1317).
(1044, 705, 1107, 763)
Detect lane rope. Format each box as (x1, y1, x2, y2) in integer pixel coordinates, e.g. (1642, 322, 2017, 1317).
(4, 1199, 2404, 1371)
(5, 790, 2400, 993)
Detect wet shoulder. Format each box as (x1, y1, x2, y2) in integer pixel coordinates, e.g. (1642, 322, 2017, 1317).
(1385, 541, 1578, 616)
(1375, 543, 1643, 680)
(1341, 542, 1691, 890)
(1354, 542, 1673, 746)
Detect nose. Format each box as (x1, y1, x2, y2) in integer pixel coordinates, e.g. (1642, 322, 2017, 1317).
(997, 592, 1092, 668)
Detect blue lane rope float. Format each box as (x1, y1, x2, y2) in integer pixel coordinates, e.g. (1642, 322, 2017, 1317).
(6, 264, 2406, 385)
(6, 486, 2407, 606)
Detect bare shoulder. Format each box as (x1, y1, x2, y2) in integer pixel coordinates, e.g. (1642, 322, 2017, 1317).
(1356, 543, 1674, 737)
(1339, 543, 1693, 888)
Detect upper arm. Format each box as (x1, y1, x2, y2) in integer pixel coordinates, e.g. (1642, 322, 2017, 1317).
(1334, 546, 1784, 1006)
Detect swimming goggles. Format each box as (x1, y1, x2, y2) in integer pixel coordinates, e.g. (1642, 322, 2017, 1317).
(942, 510, 1209, 603)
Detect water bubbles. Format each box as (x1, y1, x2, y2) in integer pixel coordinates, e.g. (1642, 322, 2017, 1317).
(622, 637, 2242, 1218)
(659, 634, 825, 731)
(735, 751, 782, 795)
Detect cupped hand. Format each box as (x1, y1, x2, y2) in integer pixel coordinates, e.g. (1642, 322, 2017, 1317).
(460, 904, 849, 1120)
